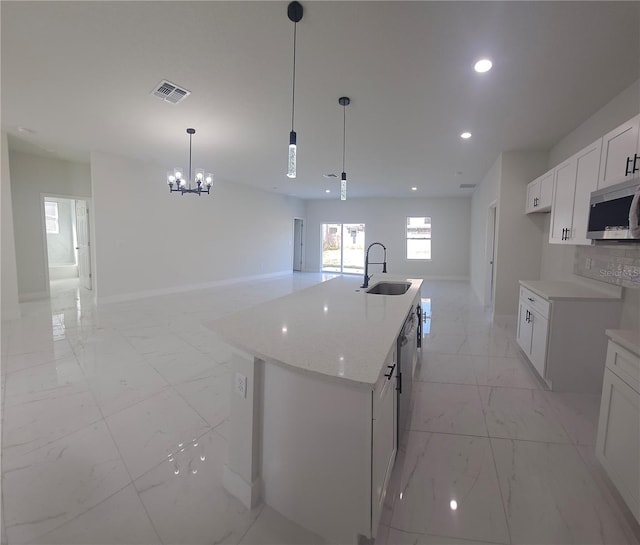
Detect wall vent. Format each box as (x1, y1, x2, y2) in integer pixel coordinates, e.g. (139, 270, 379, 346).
(459, 183, 476, 189)
(151, 80, 191, 104)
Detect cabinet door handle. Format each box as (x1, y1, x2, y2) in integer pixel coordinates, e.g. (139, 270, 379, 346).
(396, 371, 402, 393)
(633, 153, 639, 174)
(525, 310, 531, 323)
(561, 228, 565, 240)
(527, 297, 534, 302)
(384, 363, 396, 380)
(626, 156, 634, 176)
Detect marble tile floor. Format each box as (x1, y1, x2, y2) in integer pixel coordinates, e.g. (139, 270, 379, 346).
(0, 275, 638, 545)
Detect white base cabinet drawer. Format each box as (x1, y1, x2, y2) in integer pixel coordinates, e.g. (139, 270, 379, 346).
(596, 359, 640, 524)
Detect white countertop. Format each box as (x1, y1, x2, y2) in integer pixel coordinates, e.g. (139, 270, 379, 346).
(606, 329, 640, 356)
(519, 280, 622, 301)
(206, 275, 422, 389)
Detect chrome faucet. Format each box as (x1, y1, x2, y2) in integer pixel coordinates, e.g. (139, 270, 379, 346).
(361, 242, 387, 288)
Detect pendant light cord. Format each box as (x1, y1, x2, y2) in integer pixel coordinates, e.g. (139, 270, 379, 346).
(291, 22, 297, 131)
(342, 103, 346, 172)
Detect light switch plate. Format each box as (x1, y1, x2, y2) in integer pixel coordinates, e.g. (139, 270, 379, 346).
(235, 372, 247, 398)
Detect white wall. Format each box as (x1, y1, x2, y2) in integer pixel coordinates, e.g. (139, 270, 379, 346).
(470, 156, 500, 304)
(540, 78, 640, 330)
(1, 133, 20, 320)
(8, 150, 90, 300)
(91, 152, 305, 302)
(469, 151, 548, 316)
(493, 151, 549, 317)
(303, 197, 471, 279)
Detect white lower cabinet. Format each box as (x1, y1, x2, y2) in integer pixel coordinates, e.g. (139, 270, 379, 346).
(596, 339, 640, 524)
(517, 291, 549, 379)
(372, 358, 397, 529)
(517, 283, 621, 392)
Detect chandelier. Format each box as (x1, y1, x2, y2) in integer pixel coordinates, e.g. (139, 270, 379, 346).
(166, 128, 213, 196)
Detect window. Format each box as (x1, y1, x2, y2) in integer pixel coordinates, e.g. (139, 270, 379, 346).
(45, 201, 59, 234)
(406, 216, 431, 260)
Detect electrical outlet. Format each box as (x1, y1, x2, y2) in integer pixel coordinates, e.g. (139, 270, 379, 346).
(235, 372, 247, 399)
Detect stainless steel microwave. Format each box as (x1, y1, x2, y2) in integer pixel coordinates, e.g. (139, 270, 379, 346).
(587, 178, 640, 240)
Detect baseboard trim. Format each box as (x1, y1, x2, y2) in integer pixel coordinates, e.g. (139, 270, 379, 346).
(96, 270, 293, 305)
(223, 464, 262, 510)
(18, 291, 48, 302)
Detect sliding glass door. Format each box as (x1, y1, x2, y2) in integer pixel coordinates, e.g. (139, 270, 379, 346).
(321, 223, 365, 274)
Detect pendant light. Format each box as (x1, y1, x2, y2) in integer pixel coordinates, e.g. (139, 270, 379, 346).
(166, 128, 213, 196)
(339, 96, 350, 201)
(287, 1, 303, 178)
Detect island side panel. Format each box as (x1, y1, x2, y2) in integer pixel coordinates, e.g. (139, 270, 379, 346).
(261, 361, 372, 544)
(223, 350, 263, 509)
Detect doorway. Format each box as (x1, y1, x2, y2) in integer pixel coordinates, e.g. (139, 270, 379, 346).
(43, 196, 92, 292)
(484, 203, 497, 310)
(293, 218, 304, 272)
(321, 223, 365, 274)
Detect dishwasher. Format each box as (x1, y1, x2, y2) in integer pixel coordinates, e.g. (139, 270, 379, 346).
(397, 305, 419, 445)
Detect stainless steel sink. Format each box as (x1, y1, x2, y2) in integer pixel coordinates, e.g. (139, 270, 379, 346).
(366, 281, 411, 295)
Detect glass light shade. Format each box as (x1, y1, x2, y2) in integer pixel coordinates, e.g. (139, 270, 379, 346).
(179, 178, 186, 187)
(195, 168, 204, 181)
(287, 130, 297, 178)
(167, 171, 175, 185)
(205, 173, 213, 186)
(174, 168, 183, 180)
(340, 172, 347, 201)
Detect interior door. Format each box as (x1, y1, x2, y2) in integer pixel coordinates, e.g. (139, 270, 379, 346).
(293, 218, 303, 271)
(75, 199, 92, 290)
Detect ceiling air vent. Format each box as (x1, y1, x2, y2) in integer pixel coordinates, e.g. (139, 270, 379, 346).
(151, 80, 191, 104)
(459, 184, 476, 189)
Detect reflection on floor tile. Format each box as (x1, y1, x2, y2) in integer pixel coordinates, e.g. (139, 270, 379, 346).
(2, 421, 131, 544)
(473, 354, 541, 389)
(479, 386, 571, 443)
(417, 353, 477, 385)
(389, 431, 509, 544)
(105, 388, 211, 480)
(134, 429, 260, 545)
(30, 485, 159, 544)
(239, 505, 326, 544)
(491, 438, 632, 544)
(544, 391, 601, 446)
(409, 382, 487, 437)
(2, 276, 636, 545)
(386, 527, 504, 544)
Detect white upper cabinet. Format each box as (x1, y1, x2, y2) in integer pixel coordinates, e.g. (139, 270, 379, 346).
(525, 170, 554, 213)
(598, 114, 640, 190)
(549, 139, 601, 245)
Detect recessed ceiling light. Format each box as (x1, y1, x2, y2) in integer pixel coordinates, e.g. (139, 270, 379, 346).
(411, 187, 417, 191)
(474, 58, 492, 73)
(325, 189, 331, 193)
(460, 132, 472, 139)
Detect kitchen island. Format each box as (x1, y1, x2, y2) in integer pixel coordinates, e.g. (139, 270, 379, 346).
(207, 275, 422, 544)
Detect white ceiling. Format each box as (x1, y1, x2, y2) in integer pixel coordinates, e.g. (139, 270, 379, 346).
(2, 1, 639, 199)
